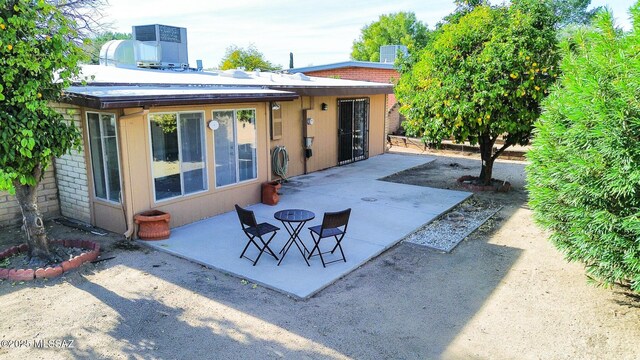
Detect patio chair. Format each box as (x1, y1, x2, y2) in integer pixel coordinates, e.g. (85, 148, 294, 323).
(307, 208, 352, 267)
(235, 204, 280, 266)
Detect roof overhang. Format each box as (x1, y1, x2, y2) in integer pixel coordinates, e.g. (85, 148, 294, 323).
(63, 86, 299, 110)
(271, 85, 394, 96)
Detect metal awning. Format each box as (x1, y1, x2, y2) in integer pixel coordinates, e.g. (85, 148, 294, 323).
(63, 86, 299, 109)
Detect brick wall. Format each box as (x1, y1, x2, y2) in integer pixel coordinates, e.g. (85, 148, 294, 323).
(0, 166, 60, 227)
(51, 104, 91, 224)
(304, 67, 399, 110)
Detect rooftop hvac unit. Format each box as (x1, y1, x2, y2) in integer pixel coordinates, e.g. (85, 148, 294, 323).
(133, 24, 189, 69)
(379, 45, 408, 63)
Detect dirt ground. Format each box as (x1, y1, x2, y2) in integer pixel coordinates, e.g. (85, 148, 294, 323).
(0, 150, 638, 360)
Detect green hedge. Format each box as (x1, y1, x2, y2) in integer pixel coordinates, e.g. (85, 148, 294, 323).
(526, 7, 640, 292)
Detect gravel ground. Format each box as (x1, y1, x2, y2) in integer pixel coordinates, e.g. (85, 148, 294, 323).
(403, 197, 502, 252)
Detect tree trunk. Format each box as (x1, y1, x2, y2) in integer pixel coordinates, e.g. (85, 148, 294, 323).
(12, 165, 52, 261)
(478, 135, 496, 186)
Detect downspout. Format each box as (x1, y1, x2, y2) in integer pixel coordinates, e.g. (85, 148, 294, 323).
(119, 109, 149, 239)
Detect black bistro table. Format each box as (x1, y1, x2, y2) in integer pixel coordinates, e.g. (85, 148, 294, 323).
(274, 209, 315, 266)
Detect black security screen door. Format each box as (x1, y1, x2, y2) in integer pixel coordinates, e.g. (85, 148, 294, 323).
(338, 98, 369, 165)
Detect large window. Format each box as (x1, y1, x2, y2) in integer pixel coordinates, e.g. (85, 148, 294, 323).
(149, 112, 207, 201)
(213, 109, 257, 187)
(87, 112, 122, 203)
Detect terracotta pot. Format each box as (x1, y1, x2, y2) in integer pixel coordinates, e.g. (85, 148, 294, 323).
(261, 181, 282, 206)
(134, 210, 171, 240)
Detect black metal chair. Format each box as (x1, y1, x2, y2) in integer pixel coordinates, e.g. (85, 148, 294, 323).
(307, 208, 352, 267)
(235, 204, 280, 266)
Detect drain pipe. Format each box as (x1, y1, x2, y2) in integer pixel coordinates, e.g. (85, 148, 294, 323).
(119, 109, 149, 239)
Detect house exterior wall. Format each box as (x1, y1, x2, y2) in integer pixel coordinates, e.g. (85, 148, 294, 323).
(269, 94, 386, 178)
(51, 103, 92, 224)
(0, 166, 60, 227)
(120, 102, 270, 229)
(64, 92, 387, 234)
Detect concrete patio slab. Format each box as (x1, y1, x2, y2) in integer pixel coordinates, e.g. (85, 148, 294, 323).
(142, 153, 471, 299)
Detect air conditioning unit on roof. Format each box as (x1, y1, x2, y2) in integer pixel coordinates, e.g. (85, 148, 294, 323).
(133, 24, 189, 69)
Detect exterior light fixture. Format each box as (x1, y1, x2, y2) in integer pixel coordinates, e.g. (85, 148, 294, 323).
(272, 102, 281, 110)
(321, 103, 328, 111)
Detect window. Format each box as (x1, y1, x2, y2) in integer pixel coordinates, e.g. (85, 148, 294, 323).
(87, 112, 122, 203)
(149, 112, 207, 201)
(213, 109, 257, 187)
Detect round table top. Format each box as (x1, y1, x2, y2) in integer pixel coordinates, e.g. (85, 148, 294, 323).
(274, 209, 315, 222)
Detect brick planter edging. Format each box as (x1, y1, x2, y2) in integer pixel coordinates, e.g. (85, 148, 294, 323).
(0, 240, 100, 282)
(457, 175, 512, 192)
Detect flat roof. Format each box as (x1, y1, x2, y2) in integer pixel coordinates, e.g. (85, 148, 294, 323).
(62, 65, 393, 108)
(64, 86, 299, 109)
(287, 61, 397, 74)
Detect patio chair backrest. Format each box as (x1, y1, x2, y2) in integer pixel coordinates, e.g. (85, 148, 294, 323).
(321, 208, 351, 233)
(235, 204, 258, 229)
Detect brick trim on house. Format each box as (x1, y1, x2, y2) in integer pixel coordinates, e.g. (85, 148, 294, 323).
(0, 167, 60, 227)
(51, 103, 91, 224)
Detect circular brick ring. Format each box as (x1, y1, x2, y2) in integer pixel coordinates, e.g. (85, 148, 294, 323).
(0, 240, 100, 282)
(457, 175, 511, 192)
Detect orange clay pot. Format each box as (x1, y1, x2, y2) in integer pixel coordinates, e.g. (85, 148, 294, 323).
(261, 181, 282, 206)
(134, 210, 171, 240)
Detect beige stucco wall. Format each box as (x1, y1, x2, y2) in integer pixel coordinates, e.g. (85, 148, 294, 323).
(269, 94, 387, 179)
(119, 103, 270, 229)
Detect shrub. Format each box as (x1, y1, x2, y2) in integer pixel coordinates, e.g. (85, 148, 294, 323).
(527, 6, 640, 292)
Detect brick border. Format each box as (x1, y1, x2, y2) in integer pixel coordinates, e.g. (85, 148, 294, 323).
(0, 240, 100, 281)
(457, 175, 512, 192)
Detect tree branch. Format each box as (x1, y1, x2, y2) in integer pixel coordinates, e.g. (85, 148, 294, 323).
(491, 141, 512, 161)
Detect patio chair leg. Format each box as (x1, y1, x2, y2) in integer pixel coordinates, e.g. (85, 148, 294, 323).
(307, 232, 321, 260)
(330, 236, 347, 262)
(240, 237, 258, 259)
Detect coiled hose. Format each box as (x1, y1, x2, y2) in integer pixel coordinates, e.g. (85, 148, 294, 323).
(272, 146, 289, 181)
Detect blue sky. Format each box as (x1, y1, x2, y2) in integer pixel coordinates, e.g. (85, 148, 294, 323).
(104, 0, 635, 69)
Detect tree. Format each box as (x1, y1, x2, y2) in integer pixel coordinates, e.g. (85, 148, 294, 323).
(219, 45, 281, 71)
(0, 0, 89, 264)
(439, 0, 489, 27)
(553, 0, 600, 27)
(351, 12, 430, 62)
(396, 0, 559, 186)
(527, 5, 640, 293)
(84, 31, 131, 64)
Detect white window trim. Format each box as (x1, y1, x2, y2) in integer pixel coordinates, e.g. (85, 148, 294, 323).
(213, 108, 259, 189)
(86, 111, 122, 205)
(148, 110, 208, 203)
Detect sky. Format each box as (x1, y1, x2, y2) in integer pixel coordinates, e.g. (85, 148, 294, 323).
(103, 0, 636, 69)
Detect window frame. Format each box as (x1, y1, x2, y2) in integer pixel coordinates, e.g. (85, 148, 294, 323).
(213, 108, 259, 189)
(148, 110, 208, 203)
(86, 111, 122, 204)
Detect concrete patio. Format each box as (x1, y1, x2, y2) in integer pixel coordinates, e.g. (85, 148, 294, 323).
(142, 153, 471, 299)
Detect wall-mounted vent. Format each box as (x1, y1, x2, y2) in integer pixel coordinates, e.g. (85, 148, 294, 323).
(132, 24, 188, 69)
(379, 45, 408, 63)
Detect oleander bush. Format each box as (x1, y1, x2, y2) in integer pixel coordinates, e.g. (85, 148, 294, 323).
(527, 5, 640, 292)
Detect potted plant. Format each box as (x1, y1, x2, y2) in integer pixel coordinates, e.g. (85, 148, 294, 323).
(134, 210, 171, 240)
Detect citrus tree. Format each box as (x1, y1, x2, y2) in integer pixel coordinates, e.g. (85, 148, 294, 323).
(0, 0, 85, 263)
(396, 0, 559, 185)
(527, 6, 640, 292)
